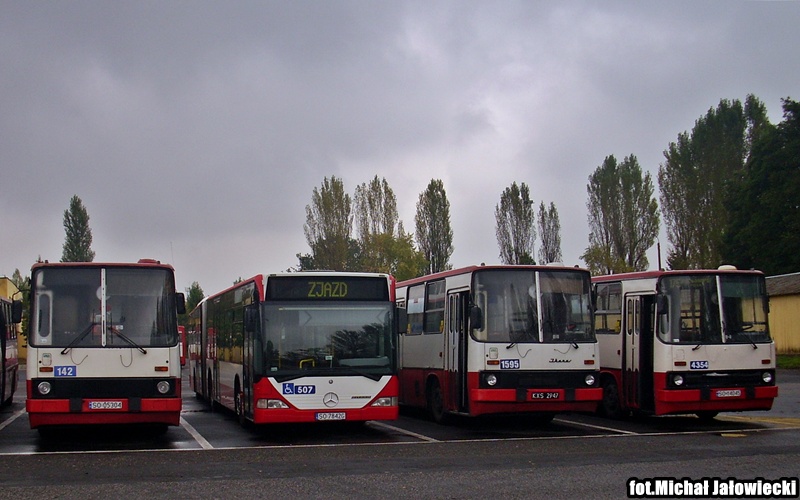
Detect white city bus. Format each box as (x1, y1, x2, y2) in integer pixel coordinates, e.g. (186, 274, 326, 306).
(189, 272, 399, 425)
(26, 260, 186, 430)
(593, 267, 777, 419)
(396, 265, 602, 423)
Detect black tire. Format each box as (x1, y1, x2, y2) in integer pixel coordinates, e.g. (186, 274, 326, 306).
(427, 379, 449, 424)
(600, 378, 624, 419)
(235, 383, 248, 427)
(696, 411, 719, 421)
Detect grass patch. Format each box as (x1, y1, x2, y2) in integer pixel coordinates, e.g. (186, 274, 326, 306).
(777, 354, 800, 370)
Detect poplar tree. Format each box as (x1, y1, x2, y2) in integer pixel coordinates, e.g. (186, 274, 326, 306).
(537, 201, 563, 265)
(414, 179, 453, 274)
(494, 182, 536, 265)
(61, 195, 95, 262)
(304, 176, 353, 271)
(659, 95, 769, 269)
(582, 155, 659, 274)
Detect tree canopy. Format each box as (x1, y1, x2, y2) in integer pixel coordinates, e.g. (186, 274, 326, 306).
(495, 182, 536, 265)
(659, 95, 770, 269)
(722, 98, 800, 275)
(61, 195, 95, 262)
(415, 179, 453, 274)
(583, 155, 659, 274)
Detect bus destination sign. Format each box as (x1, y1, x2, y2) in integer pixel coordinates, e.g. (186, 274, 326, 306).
(266, 276, 389, 301)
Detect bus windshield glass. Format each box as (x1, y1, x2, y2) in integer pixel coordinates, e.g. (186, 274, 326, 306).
(658, 274, 771, 345)
(472, 269, 594, 343)
(31, 267, 178, 348)
(260, 302, 394, 377)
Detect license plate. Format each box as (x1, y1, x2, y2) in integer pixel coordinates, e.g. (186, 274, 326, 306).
(715, 389, 742, 398)
(88, 401, 123, 410)
(530, 391, 561, 400)
(316, 412, 346, 421)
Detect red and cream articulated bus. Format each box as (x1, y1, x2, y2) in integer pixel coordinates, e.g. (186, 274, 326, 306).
(26, 260, 186, 431)
(1, 296, 22, 407)
(593, 267, 777, 419)
(188, 272, 399, 425)
(396, 265, 603, 423)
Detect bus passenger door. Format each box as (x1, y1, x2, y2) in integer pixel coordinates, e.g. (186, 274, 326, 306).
(446, 291, 469, 413)
(637, 295, 655, 412)
(623, 296, 641, 410)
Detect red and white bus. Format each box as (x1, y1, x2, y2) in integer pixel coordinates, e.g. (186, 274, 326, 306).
(593, 267, 777, 419)
(1, 296, 22, 407)
(396, 265, 602, 423)
(26, 260, 186, 430)
(188, 272, 399, 425)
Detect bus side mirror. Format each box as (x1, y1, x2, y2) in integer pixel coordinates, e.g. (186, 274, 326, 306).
(176, 293, 186, 315)
(470, 305, 483, 331)
(245, 307, 259, 332)
(396, 307, 407, 335)
(656, 294, 668, 315)
(11, 300, 23, 324)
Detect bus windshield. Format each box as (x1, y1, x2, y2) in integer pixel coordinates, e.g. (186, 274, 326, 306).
(31, 267, 178, 348)
(472, 269, 594, 344)
(259, 302, 394, 378)
(658, 274, 771, 345)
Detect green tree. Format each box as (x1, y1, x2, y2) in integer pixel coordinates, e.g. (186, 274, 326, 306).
(304, 176, 354, 271)
(538, 201, 563, 265)
(582, 155, 659, 274)
(414, 179, 453, 274)
(354, 176, 400, 273)
(658, 95, 770, 269)
(10, 269, 30, 343)
(61, 195, 95, 262)
(179, 281, 205, 328)
(722, 98, 800, 275)
(495, 182, 536, 265)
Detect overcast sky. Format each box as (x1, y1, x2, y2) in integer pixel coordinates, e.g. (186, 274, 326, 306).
(1, 1, 797, 295)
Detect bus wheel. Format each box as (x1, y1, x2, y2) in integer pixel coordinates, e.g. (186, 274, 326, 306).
(235, 387, 247, 427)
(427, 379, 449, 424)
(600, 379, 624, 419)
(696, 411, 719, 421)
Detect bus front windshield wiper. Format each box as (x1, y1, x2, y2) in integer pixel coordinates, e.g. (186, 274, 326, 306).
(61, 322, 97, 355)
(108, 326, 147, 354)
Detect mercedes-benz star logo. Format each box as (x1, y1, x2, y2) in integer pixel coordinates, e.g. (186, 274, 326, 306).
(323, 392, 339, 407)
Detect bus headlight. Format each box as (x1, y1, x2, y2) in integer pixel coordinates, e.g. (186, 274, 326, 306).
(371, 397, 398, 407)
(673, 374, 684, 387)
(585, 374, 596, 386)
(37, 381, 52, 396)
(762, 372, 773, 384)
(486, 374, 498, 386)
(156, 381, 171, 394)
(257, 399, 290, 409)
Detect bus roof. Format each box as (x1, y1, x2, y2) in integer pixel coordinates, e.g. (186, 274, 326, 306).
(592, 267, 765, 283)
(31, 260, 176, 272)
(397, 264, 589, 288)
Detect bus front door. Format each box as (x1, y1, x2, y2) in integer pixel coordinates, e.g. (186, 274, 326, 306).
(623, 295, 641, 410)
(446, 291, 469, 414)
(623, 294, 656, 413)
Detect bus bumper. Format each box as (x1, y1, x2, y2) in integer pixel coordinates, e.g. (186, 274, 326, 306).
(655, 385, 778, 414)
(26, 397, 182, 428)
(469, 387, 603, 415)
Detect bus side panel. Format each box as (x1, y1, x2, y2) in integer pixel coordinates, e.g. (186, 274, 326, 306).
(398, 367, 435, 409)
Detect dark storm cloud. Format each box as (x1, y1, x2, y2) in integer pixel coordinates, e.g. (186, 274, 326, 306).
(1, 1, 797, 293)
